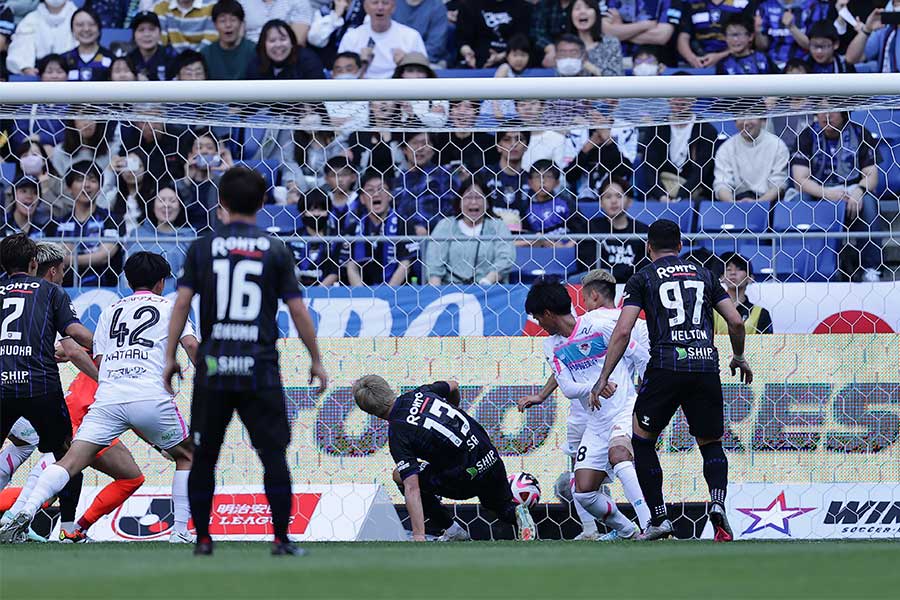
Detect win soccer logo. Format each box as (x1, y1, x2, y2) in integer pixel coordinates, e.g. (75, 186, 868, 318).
(112, 496, 175, 540)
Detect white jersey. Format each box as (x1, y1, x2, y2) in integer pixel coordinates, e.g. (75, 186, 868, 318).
(93, 292, 194, 406)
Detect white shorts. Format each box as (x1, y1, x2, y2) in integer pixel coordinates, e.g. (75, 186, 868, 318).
(563, 398, 589, 458)
(9, 418, 39, 446)
(74, 399, 188, 450)
(573, 402, 633, 478)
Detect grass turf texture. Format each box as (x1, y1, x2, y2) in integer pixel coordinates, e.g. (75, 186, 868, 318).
(1, 540, 897, 599)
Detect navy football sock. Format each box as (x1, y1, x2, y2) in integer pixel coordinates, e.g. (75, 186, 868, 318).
(259, 449, 292, 541)
(632, 434, 668, 526)
(699, 441, 728, 508)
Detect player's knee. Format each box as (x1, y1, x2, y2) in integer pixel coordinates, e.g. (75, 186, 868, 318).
(391, 469, 402, 485)
(123, 474, 145, 491)
(608, 445, 632, 465)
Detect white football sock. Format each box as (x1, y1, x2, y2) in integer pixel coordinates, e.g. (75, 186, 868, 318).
(0, 443, 36, 489)
(573, 489, 635, 534)
(571, 481, 598, 534)
(172, 469, 190, 533)
(444, 522, 465, 537)
(613, 461, 651, 530)
(21, 463, 69, 517)
(4, 454, 54, 522)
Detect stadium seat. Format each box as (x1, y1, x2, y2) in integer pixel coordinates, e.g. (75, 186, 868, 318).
(572, 200, 603, 221)
(236, 159, 282, 190)
(695, 200, 770, 253)
(512, 246, 578, 284)
(0, 162, 15, 184)
(101, 28, 133, 47)
(772, 200, 845, 281)
(256, 206, 300, 235)
(629, 200, 695, 232)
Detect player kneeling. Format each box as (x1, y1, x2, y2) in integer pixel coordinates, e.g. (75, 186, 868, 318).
(353, 376, 536, 541)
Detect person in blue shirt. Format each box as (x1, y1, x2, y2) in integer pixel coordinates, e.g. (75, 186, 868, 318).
(393, 131, 454, 236)
(485, 130, 530, 234)
(716, 13, 779, 73)
(61, 8, 114, 81)
(520, 159, 575, 247)
(806, 20, 856, 73)
(291, 188, 340, 287)
(345, 170, 417, 286)
(125, 180, 194, 281)
(127, 11, 178, 81)
(601, 0, 680, 57)
(846, 1, 900, 73)
(56, 161, 123, 287)
(677, 0, 755, 68)
(755, 0, 829, 68)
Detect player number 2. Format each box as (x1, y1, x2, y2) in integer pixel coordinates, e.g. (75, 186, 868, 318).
(0, 297, 25, 341)
(658, 280, 705, 327)
(212, 259, 263, 321)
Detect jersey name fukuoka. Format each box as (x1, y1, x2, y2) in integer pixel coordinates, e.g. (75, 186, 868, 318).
(93, 292, 194, 406)
(543, 310, 650, 410)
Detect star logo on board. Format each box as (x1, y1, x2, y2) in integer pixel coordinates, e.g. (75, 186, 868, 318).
(736, 491, 816, 537)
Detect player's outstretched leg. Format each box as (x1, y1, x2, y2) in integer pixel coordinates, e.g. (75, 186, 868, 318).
(630, 433, 673, 541)
(698, 439, 732, 541)
(73, 443, 145, 540)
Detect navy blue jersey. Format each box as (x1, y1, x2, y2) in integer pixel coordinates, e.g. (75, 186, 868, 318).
(521, 195, 572, 235)
(756, 0, 815, 66)
(484, 166, 529, 232)
(62, 46, 115, 81)
(345, 211, 417, 285)
(808, 55, 855, 74)
(0, 274, 80, 397)
(178, 222, 303, 391)
(679, 0, 756, 54)
(389, 382, 500, 481)
(716, 51, 778, 74)
(623, 255, 728, 372)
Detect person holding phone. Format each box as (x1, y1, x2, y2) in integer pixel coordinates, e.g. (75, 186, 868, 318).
(846, 0, 900, 73)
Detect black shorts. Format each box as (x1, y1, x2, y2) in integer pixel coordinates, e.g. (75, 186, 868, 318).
(190, 387, 290, 452)
(634, 368, 725, 439)
(418, 460, 514, 514)
(0, 388, 72, 453)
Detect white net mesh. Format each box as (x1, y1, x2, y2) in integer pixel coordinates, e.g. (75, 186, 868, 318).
(2, 77, 899, 541)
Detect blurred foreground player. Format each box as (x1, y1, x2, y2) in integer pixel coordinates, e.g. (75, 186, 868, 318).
(163, 167, 328, 557)
(353, 376, 537, 542)
(590, 220, 753, 541)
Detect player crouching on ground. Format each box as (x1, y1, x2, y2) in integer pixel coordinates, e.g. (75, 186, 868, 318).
(352, 376, 537, 542)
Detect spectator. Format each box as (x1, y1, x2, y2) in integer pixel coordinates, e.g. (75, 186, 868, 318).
(566, 123, 632, 197)
(569, 0, 623, 77)
(846, 1, 899, 73)
(631, 44, 665, 75)
(109, 54, 140, 80)
(57, 161, 122, 287)
(308, 0, 367, 67)
(323, 155, 359, 226)
(60, 7, 113, 80)
(713, 116, 788, 202)
(247, 18, 326, 78)
(109, 151, 153, 233)
(326, 52, 370, 132)
(0, 177, 54, 238)
(345, 170, 416, 286)
(126, 181, 194, 279)
(766, 58, 814, 150)
(294, 188, 340, 286)
(10, 54, 68, 152)
(393, 0, 447, 65)
(716, 251, 773, 333)
(456, 0, 530, 69)
(791, 110, 883, 281)
(128, 10, 177, 80)
(177, 129, 233, 231)
(715, 14, 778, 74)
(517, 98, 566, 169)
(531, 0, 574, 68)
(806, 20, 856, 73)
(755, 0, 831, 69)
(677, 0, 752, 68)
(202, 0, 256, 79)
(425, 175, 515, 284)
(283, 129, 347, 193)
(485, 130, 529, 233)
(239, 0, 313, 45)
(51, 119, 117, 207)
(639, 91, 719, 201)
(172, 48, 208, 78)
(347, 100, 404, 175)
(6, 0, 77, 75)
(337, 0, 428, 78)
(392, 52, 448, 127)
(432, 100, 498, 176)
(393, 131, 454, 235)
(153, 0, 217, 52)
(521, 159, 574, 246)
(6, 140, 63, 221)
(571, 176, 648, 281)
(552, 31, 592, 76)
(600, 0, 678, 55)
(119, 117, 193, 181)
(488, 32, 531, 121)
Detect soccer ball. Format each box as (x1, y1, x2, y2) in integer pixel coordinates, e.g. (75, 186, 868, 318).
(508, 472, 541, 507)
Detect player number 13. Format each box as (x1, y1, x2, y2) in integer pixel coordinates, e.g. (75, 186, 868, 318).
(422, 398, 471, 448)
(658, 280, 705, 327)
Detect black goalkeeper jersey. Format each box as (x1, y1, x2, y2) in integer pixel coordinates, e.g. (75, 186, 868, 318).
(178, 222, 303, 391)
(0, 273, 80, 397)
(389, 382, 500, 482)
(623, 255, 729, 373)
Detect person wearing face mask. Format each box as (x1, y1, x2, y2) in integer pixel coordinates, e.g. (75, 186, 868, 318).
(201, 0, 257, 80)
(7, 141, 64, 222)
(177, 131, 234, 232)
(127, 11, 177, 81)
(291, 188, 340, 286)
(554, 33, 589, 76)
(247, 18, 326, 79)
(325, 52, 370, 132)
(6, 0, 78, 75)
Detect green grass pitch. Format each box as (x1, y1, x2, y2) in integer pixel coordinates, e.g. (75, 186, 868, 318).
(2, 540, 897, 599)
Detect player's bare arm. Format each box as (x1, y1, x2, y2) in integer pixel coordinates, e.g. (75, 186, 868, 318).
(590, 305, 641, 408)
(517, 375, 557, 412)
(57, 338, 99, 381)
(163, 287, 194, 395)
(180, 335, 199, 366)
(714, 297, 753, 384)
(286, 296, 328, 394)
(401, 473, 427, 541)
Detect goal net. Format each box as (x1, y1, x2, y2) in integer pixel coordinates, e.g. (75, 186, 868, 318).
(1, 74, 898, 541)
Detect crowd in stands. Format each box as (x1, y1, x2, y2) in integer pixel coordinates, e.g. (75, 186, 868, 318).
(0, 0, 897, 292)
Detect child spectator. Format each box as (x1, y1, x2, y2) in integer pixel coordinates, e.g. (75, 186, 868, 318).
(485, 130, 530, 233)
(201, 0, 256, 80)
(806, 20, 856, 73)
(713, 116, 788, 202)
(173, 49, 208, 79)
(6, 0, 77, 75)
(109, 54, 139, 81)
(677, 0, 751, 68)
(488, 33, 532, 121)
(716, 251, 773, 333)
(456, 0, 530, 69)
(323, 155, 360, 227)
(60, 8, 114, 80)
(153, 0, 217, 52)
(569, 0, 623, 77)
(521, 159, 574, 246)
(716, 14, 778, 74)
(128, 10, 177, 80)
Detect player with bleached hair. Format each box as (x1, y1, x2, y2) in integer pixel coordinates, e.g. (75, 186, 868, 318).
(524, 273, 651, 541)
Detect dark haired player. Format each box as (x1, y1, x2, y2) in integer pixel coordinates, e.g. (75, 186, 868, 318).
(590, 219, 752, 541)
(163, 166, 328, 557)
(0, 252, 199, 544)
(0, 234, 96, 543)
(353, 375, 536, 542)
